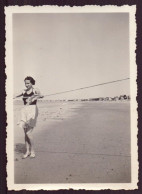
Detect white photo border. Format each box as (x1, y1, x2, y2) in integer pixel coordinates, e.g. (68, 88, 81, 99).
(5, 5, 138, 190)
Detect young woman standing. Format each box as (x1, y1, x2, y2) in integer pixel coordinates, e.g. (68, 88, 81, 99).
(14, 76, 43, 159)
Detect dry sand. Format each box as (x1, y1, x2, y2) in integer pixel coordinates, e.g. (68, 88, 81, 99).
(14, 101, 131, 183)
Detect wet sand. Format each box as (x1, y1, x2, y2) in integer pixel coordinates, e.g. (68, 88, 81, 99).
(14, 101, 131, 183)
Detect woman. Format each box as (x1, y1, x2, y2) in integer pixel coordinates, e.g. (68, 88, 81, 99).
(14, 76, 43, 159)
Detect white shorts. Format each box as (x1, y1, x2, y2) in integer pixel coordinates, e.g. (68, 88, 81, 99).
(18, 105, 38, 129)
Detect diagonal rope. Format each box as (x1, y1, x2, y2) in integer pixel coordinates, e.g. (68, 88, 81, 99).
(43, 78, 130, 97)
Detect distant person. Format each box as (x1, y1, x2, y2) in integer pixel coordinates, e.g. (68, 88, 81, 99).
(13, 76, 43, 159)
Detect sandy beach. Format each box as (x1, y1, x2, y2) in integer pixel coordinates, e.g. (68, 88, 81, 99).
(14, 101, 131, 183)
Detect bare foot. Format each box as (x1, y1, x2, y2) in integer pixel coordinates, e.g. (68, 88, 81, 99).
(22, 152, 30, 159)
(30, 151, 35, 158)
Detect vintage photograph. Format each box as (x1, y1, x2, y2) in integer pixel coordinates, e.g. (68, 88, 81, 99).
(5, 6, 137, 190)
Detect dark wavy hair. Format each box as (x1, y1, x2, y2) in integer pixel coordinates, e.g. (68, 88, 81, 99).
(24, 76, 35, 85)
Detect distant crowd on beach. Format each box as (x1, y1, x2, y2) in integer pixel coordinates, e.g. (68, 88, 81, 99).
(81, 95, 130, 102)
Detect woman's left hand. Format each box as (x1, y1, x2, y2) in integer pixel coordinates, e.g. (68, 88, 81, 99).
(26, 97, 32, 105)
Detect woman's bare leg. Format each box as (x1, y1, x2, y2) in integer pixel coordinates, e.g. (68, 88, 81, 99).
(22, 127, 30, 158)
(26, 127, 35, 157)
(25, 133, 30, 153)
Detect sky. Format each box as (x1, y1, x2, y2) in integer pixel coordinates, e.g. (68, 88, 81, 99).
(13, 13, 130, 100)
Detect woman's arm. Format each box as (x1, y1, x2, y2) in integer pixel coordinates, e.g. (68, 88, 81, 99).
(28, 88, 43, 104)
(34, 88, 44, 99)
(13, 92, 23, 99)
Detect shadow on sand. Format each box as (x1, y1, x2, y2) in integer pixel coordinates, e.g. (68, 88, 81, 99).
(15, 143, 26, 154)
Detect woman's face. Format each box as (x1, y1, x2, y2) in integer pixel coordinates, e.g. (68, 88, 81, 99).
(25, 80, 32, 90)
